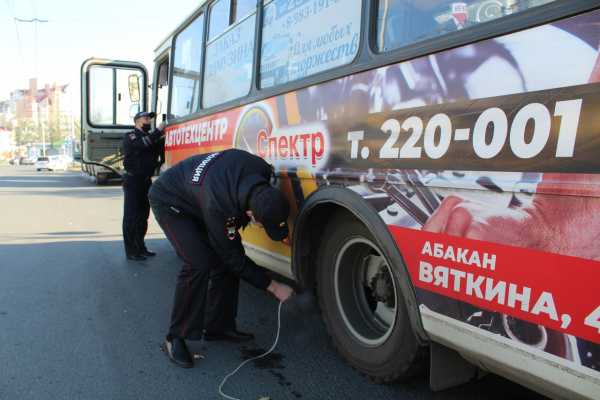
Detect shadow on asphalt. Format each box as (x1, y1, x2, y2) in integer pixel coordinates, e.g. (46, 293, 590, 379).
(0, 170, 123, 198)
(0, 174, 93, 188)
(0, 237, 547, 400)
(0, 188, 123, 199)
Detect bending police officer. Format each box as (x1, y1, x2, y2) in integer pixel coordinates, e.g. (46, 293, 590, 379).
(122, 111, 165, 261)
(149, 149, 294, 368)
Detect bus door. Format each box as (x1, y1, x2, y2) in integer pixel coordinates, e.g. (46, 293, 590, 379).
(80, 58, 148, 182)
(152, 57, 169, 171)
(152, 58, 169, 120)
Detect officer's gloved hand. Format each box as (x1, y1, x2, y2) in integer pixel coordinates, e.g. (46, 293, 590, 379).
(158, 122, 166, 131)
(267, 280, 294, 302)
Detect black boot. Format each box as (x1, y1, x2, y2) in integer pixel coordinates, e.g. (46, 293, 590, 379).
(161, 336, 194, 368)
(141, 249, 156, 257)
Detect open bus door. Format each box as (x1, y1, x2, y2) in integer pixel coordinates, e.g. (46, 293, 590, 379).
(80, 58, 148, 184)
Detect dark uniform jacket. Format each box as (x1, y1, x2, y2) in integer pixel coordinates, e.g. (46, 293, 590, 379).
(149, 149, 273, 290)
(122, 128, 164, 177)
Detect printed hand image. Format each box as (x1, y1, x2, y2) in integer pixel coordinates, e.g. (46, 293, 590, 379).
(423, 173, 600, 261)
(420, 172, 600, 369)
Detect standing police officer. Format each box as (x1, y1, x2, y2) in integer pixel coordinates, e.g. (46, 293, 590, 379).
(122, 111, 165, 261)
(149, 149, 294, 368)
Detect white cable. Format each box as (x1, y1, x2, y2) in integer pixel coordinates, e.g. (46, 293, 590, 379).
(218, 301, 283, 400)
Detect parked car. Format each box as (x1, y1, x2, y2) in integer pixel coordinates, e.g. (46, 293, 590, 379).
(49, 155, 69, 171)
(21, 157, 35, 165)
(36, 155, 70, 171)
(35, 157, 50, 171)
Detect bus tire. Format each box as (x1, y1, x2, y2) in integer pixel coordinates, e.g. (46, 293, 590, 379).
(95, 175, 108, 185)
(317, 215, 425, 383)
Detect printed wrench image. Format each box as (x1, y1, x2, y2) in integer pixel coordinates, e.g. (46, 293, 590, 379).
(370, 169, 441, 226)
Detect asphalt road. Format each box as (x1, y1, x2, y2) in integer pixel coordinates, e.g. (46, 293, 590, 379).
(0, 165, 548, 400)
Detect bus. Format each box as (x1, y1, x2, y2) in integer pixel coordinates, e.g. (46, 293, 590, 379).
(80, 1, 600, 398)
(79, 59, 148, 183)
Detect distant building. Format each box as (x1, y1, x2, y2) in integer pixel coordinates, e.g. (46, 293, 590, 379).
(0, 78, 73, 148)
(10, 78, 70, 126)
(10, 79, 38, 122)
(36, 81, 71, 135)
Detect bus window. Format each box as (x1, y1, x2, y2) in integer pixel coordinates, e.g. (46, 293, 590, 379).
(209, 0, 230, 41)
(376, 0, 557, 52)
(209, 0, 255, 40)
(232, 0, 255, 23)
(88, 66, 113, 125)
(155, 60, 169, 116)
(88, 65, 142, 126)
(260, 0, 362, 89)
(116, 68, 143, 125)
(203, 7, 256, 108)
(170, 14, 204, 119)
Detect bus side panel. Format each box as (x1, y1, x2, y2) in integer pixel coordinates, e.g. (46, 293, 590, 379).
(164, 9, 600, 376)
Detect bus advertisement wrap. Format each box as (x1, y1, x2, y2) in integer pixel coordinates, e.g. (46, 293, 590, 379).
(164, 10, 600, 372)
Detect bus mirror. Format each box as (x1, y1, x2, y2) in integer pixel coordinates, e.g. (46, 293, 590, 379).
(128, 74, 141, 102)
(129, 103, 140, 118)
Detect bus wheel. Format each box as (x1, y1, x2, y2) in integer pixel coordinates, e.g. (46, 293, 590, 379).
(95, 174, 108, 185)
(317, 216, 425, 383)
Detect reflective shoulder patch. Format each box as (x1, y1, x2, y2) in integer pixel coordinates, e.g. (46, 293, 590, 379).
(190, 152, 222, 185)
(128, 133, 137, 140)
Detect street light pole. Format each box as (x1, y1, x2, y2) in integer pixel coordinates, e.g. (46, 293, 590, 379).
(41, 123, 46, 156)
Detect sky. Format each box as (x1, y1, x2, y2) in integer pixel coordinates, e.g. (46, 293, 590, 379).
(0, 0, 202, 107)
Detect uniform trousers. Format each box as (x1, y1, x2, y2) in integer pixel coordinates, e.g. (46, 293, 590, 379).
(150, 202, 239, 340)
(122, 174, 152, 256)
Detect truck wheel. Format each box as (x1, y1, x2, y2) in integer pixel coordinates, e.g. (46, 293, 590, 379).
(317, 215, 425, 382)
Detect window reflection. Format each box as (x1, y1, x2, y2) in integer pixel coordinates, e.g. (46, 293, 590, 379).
(233, 0, 255, 23)
(170, 15, 204, 119)
(203, 15, 256, 107)
(116, 69, 142, 125)
(209, 0, 230, 41)
(89, 66, 114, 125)
(260, 0, 362, 88)
(377, 0, 556, 52)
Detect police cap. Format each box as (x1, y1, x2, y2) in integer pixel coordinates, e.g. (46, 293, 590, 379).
(133, 111, 156, 121)
(249, 185, 290, 241)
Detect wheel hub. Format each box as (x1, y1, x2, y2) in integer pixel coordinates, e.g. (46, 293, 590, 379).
(334, 238, 398, 346)
(369, 268, 395, 308)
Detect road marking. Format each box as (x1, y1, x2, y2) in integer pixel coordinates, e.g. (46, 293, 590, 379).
(0, 179, 63, 183)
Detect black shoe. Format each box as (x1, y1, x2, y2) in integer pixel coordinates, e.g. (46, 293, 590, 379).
(141, 250, 156, 257)
(204, 329, 255, 343)
(126, 254, 147, 261)
(161, 336, 194, 368)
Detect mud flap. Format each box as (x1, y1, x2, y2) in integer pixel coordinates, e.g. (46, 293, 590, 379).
(429, 342, 479, 391)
